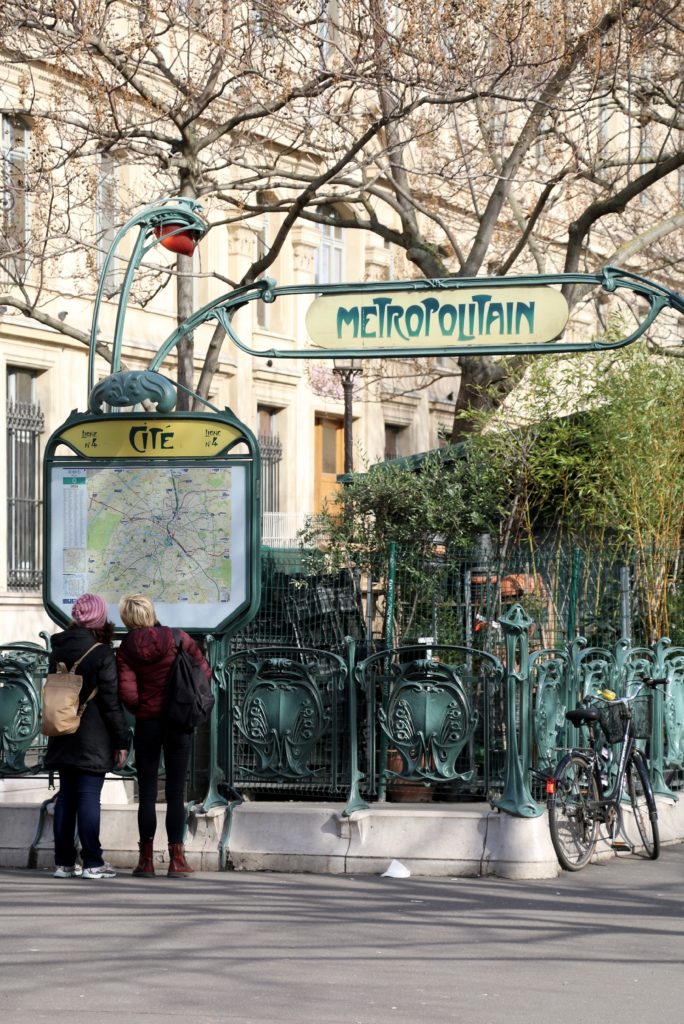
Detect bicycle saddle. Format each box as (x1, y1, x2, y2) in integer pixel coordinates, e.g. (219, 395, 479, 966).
(565, 705, 601, 727)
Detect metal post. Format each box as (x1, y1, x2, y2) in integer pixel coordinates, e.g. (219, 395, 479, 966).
(377, 541, 397, 802)
(342, 635, 370, 816)
(332, 360, 362, 474)
(490, 603, 543, 817)
(341, 375, 354, 473)
(567, 546, 582, 640)
(651, 638, 677, 800)
(195, 632, 230, 812)
(619, 565, 632, 639)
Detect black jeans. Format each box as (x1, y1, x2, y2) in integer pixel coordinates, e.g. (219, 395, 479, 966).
(134, 718, 192, 845)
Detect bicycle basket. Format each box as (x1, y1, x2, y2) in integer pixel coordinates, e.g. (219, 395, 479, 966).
(630, 695, 652, 740)
(598, 695, 651, 743)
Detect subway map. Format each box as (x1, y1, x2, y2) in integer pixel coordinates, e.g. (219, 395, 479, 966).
(59, 465, 234, 605)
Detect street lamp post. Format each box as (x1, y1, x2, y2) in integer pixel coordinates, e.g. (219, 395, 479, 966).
(88, 196, 208, 396)
(332, 357, 363, 474)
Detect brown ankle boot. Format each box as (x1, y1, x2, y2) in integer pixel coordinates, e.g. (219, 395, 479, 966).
(167, 842, 193, 877)
(132, 839, 155, 877)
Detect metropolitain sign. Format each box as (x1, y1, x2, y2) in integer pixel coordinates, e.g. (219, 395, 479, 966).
(305, 286, 569, 349)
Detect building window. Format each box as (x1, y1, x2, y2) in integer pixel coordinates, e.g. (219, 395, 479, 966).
(1, 113, 29, 281)
(384, 424, 403, 461)
(258, 406, 282, 517)
(314, 415, 343, 513)
(96, 153, 120, 295)
(7, 368, 44, 590)
(314, 206, 344, 285)
(251, 1, 277, 37)
(489, 100, 508, 151)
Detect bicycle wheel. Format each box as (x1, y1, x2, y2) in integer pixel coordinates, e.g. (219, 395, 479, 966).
(548, 754, 600, 871)
(627, 751, 660, 860)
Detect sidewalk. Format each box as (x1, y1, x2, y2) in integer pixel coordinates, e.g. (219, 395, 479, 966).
(2, 847, 684, 1024)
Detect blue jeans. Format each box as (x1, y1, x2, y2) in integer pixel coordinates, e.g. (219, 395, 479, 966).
(134, 718, 191, 845)
(54, 769, 106, 869)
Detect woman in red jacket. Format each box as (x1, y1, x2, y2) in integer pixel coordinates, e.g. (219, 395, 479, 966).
(116, 594, 211, 878)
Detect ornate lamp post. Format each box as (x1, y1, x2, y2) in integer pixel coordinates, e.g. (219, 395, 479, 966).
(332, 357, 363, 474)
(88, 196, 208, 396)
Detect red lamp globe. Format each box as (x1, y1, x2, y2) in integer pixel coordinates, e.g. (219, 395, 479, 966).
(154, 223, 198, 257)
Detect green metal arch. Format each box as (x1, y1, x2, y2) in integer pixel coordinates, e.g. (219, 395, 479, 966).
(149, 265, 684, 368)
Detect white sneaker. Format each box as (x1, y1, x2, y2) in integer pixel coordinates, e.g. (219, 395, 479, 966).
(82, 862, 117, 879)
(53, 864, 83, 878)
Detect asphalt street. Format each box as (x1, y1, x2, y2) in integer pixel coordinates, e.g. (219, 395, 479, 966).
(1, 845, 683, 1024)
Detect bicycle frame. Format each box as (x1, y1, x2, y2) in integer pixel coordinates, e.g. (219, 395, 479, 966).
(574, 714, 636, 840)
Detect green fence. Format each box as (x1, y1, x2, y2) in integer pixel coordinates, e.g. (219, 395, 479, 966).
(2, 540, 683, 817)
(232, 547, 367, 655)
(357, 642, 504, 803)
(355, 538, 684, 653)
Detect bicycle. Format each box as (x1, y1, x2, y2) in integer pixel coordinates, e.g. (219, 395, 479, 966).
(546, 680, 664, 871)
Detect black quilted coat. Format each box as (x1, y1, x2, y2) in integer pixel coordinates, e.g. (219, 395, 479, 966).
(43, 626, 130, 773)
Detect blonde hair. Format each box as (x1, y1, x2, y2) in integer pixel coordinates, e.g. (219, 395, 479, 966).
(119, 593, 156, 629)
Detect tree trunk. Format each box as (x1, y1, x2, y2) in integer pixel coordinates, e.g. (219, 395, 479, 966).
(451, 355, 520, 442)
(176, 250, 195, 411)
(176, 175, 197, 410)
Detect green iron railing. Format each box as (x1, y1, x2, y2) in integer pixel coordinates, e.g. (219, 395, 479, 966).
(3, 590, 683, 818)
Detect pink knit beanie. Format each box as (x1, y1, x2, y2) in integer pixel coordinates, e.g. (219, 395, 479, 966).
(72, 593, 108, 629)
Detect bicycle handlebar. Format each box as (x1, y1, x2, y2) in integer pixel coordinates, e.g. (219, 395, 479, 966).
(586, 675, 667, 707)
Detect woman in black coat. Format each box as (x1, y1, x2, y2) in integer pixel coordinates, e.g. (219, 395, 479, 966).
(44, 593, 129, 879)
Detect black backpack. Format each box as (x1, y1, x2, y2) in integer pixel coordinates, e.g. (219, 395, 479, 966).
(164, 629, 215, 731)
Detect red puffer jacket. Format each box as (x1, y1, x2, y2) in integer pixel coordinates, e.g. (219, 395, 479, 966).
(116, 625, 211, 720)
